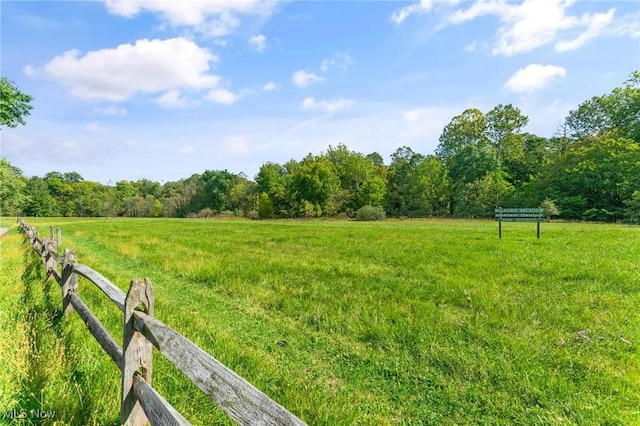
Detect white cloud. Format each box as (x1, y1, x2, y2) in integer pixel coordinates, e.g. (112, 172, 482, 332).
(301, 97, 354, 114)
(504, 64, 566, 93)
(320, 52, 355, 72)
(197, 13, 241, 37)
(43, 38, 220, 101)
(555, 8, 615, 52)
(102, 0, 274, 26)
(221, 135, 250, 156)
(391, 0, 434, 24)
(86, 122, 107, 132)
(448, 0, 618, 56)
(157, 89, 190, 109)
(292, 70, 325, 88)
(262, 81, 280, 92)
(213, 39, 229, 47)
(94, 105, 127, 116)
(493, 0, 576, 56)
(448, 0, 507, 24)
(249, 34, 266, 52)
(607, 13, 640, 38)
(23, 65, 37, 77)
(205, 88, 241, 105)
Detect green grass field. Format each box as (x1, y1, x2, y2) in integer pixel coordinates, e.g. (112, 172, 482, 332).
(1, 218, 639, 425)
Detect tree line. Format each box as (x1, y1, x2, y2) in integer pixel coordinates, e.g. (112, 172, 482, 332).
(1, 71, 639, 222)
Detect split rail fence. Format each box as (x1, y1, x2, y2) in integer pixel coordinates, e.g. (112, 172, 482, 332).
(18, 219, 306, 426)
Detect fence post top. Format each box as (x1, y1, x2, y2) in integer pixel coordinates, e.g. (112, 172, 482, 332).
(126, 278, 154, 315)
(63, 248, 77, 264)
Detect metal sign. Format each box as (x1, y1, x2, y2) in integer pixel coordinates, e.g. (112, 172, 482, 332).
(494, 208, 544, 238)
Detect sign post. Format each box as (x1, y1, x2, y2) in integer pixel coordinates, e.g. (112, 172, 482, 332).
(494, 208, 544, 239)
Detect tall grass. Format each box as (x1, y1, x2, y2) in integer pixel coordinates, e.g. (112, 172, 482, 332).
(1, 218, 639, 425)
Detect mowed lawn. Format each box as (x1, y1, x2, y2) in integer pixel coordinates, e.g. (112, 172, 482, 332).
(1, 218, 639, 425)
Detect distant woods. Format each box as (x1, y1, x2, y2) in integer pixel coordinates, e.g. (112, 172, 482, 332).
(2, 71, 639, 222)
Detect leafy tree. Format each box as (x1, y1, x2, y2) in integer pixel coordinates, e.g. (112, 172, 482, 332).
(529, 135, 640, 220)
(255, 162, 290, 217)
(437, 106, 536, 216)
(200, 170, 239, 213)
(288, 154, 340, 216)
(73, 181, 104, 216)
(0, 157, 27, 215)
(565, 70, 640, 141)
(0, 77, 33, 129)
(404, 156, 449, 217)
(43, 171, 77, 216)
(455, 171, 514, 218)
(151, 198, 164, 217)
(366, 152, 384, 166)
(115, 180, 137, 215)
(486, 104, 529, 164)
(436, 108, 489, 164)
(385, 146, 425, 216)
(24, 176, 58, 217)
(257, 192, 275, 219)
(228, 177, 256, 216)
(623, 191, 640, 224)
(325, 144, 386, 215)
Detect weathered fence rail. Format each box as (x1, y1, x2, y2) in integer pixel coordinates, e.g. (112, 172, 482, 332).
(18, 220, 307, 426)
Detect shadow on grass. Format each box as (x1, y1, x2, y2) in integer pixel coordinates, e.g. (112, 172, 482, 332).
(6, 237, 118, 425)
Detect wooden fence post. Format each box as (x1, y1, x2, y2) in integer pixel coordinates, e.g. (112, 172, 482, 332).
(122, 278, 154, 426)
(61, 249, 78, 315)
(57, 227, 62, 247)
(43, 239, 58, 278)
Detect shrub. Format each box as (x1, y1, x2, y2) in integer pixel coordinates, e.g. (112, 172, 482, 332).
(355, 205, 386, 221)
(194, 207, 214, 218)
(540, 199, 560, 219)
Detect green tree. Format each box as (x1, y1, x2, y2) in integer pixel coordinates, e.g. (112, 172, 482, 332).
(73, 181, 104, 216)
(623, 191, 640, 224)
(288, 154, 340, 216)
(529, 135, 640, 221)
(0, 77, 33, 129)
(437, 106, 539, 216)
(24, 176, 58, 217)
(325, 144, 387, 215)
(456, 171, 514, 218)
(437, 108, 498, 184)
(565, 71, 640, 141)
(0, 157, 27, 215)
(256, 162, 289, 217)
(486, 104, 529, 165)
(385, 146, 425, 216)
(228, 177, 256, 216)
(43, 171, 77, 216)
(404, 156, 449, 217)
(257, 192, 275, 219)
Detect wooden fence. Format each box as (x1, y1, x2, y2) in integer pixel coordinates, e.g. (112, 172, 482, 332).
(18, 219, 307, 426)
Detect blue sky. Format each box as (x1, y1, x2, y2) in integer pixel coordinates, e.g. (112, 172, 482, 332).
(2, 0, 638, 184)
